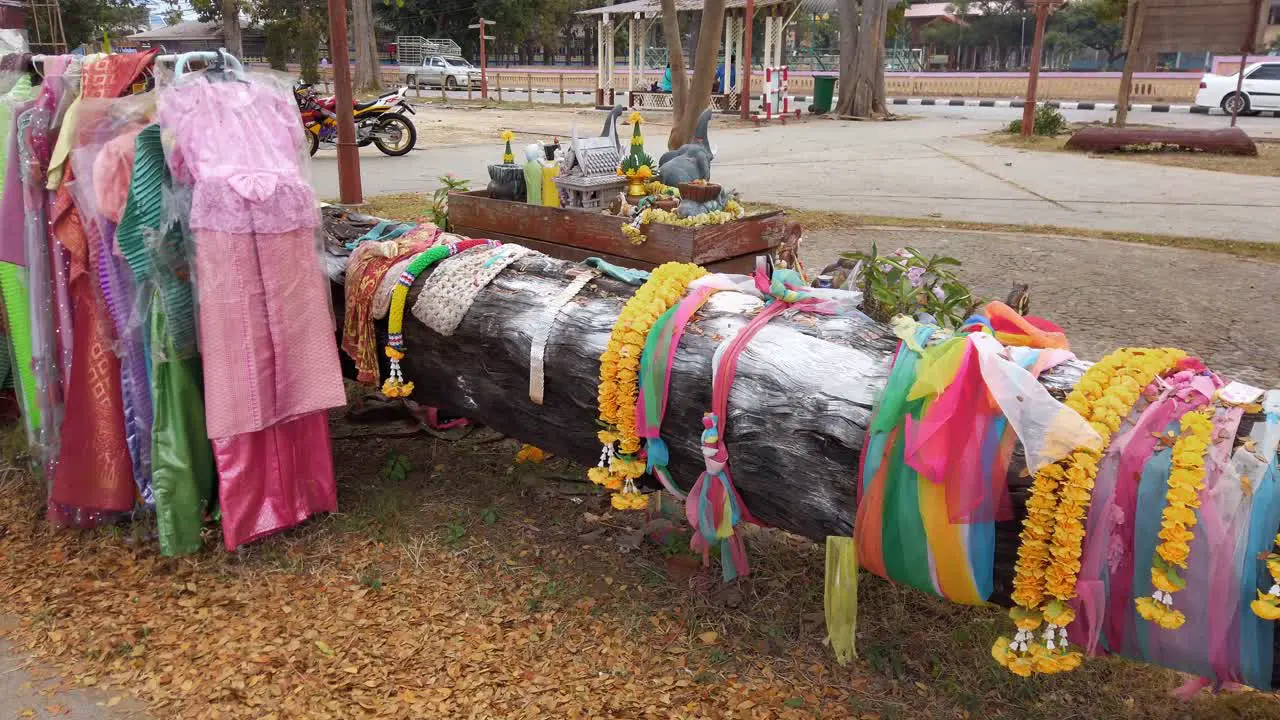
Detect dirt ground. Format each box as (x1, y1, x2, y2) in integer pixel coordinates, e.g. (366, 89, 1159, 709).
(406, 103, 623, 146)
(0, 224, 1278, 719)
(982, 130, 1280, 178)
(801, 225, 1280, 388)
(402, 100, 791, 147)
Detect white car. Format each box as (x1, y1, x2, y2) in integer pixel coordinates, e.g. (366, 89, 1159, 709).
(405, 56, 482, 90)
(1195, 61, 1280, 115)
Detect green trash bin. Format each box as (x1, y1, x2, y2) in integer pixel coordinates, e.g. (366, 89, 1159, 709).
(811, 74, 837, 114)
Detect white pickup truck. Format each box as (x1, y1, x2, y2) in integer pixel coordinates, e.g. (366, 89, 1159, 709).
(404, 56, 482, 90)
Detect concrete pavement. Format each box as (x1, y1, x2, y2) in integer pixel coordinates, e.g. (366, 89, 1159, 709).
(311, 105, 1280, 244)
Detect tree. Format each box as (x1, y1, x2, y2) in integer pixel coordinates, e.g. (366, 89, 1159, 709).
(1044, 0, 1128, 68)
(351, 0, 382, 91)
(660, 0, 725, 149)
(48, 0, 148, 49)
(836, 0, 891, 119)
(222, 0, 242, 57)
(254, 0, 327, 81)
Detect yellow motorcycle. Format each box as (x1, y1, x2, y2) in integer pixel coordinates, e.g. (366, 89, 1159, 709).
(294, 83, 417, 157)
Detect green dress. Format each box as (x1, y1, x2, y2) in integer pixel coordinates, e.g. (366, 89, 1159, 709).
(0, 74, 39, 442)
(116, 123, 215, 556)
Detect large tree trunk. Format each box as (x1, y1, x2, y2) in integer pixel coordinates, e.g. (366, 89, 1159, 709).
(323, 210, 1277, 686)
(661, 0, 726, 149)
(351, 0, 382, 92)
(221, 0, 243, 58)
(836, 0, 889, 118)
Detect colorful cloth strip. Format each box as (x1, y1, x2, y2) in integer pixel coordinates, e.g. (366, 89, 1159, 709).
(856, 303, 1083, 605)
(688, 260, 835, 582)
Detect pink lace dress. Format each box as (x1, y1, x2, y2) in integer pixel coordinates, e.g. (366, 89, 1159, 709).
(158, 78, 344, 548)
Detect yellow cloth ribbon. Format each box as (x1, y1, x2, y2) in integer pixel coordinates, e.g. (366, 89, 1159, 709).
(824, 536, 858, 666)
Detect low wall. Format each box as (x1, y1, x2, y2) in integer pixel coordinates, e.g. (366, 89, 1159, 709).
(309, 66, 1203, 104)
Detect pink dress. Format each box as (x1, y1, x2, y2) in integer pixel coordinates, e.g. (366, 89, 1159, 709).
(158, 78, 345, 548)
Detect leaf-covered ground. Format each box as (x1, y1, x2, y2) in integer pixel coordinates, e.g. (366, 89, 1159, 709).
(1, 412, 1278, 719)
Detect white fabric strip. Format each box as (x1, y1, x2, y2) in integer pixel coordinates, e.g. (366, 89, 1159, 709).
(529, 269, 600, 405)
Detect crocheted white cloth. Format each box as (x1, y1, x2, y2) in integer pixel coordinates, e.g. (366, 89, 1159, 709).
(412, 243, 533, 336)
(370, 231, 459, 319)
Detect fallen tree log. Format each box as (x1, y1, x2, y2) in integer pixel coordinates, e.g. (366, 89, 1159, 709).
(1065, 126, 1259, 155)
(327, 228, 1276, 685)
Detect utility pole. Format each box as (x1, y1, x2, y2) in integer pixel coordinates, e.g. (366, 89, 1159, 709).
(469, 18, 496, 99)
(1020, 0, 1055, 138)
(327, 0, 362, 204)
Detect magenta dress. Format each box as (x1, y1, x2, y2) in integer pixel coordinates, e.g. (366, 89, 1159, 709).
(157, 78, 346, 549)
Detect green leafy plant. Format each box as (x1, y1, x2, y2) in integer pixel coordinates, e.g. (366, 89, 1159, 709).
(426, 174, 471, 232)
(480, 506, 500, 525)
(379, 451, 411, 482)
(442, 520, 467, 545)
(1006, 104, 1069, 137)
(837, 244, 977, 329)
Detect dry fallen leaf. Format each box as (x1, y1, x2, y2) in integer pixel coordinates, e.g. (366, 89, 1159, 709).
(698, 631, 719, 645)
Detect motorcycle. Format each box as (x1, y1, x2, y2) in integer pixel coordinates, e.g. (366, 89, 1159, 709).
(294, 83, 418, 157)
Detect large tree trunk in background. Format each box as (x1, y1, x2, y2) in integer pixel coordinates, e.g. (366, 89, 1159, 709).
(836, 0, 890, 118)
(836, 0, 858, 114)
(352, 0, 381, 92)
(221, 0, 242, 57)
(322, 209, 1277, 687)
(661, 0, 690, 143)
(662, 0, 726, 149)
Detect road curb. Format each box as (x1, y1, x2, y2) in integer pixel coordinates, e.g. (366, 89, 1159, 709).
(879, 98, 1280, 116)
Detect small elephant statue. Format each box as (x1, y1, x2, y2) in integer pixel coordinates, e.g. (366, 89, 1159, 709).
(659, 109, 715, 187)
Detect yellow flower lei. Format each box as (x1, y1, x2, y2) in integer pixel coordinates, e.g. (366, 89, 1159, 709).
(621, 202, 746, 244)
(1251, 534, 1280, 620)
(994, 347, 1186, 677)
(591, 262, 707, 509)
(1135, 408, 1213, 630)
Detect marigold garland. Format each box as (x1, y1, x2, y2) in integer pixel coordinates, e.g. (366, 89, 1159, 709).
(1252, 533, 1280, 620)
(994, 347, 1186, 677)
(592, 262, 707, 509)
(621, 201, 746, 244)
(1135, 408, 1213, 630)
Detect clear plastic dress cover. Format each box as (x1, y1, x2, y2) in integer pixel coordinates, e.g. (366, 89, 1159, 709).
(16, 76, 64, 470)
(154, 64, 334, 365)
(155, 62, 344, 441)
(67, 95, 157, 494)
(0, 60, 37, 447)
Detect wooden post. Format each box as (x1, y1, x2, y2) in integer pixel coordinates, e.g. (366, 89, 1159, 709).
(1020, 0, 1050, 138)
(440, 76, 447, 102)
(497, 72, 503, 101)
(481, 20, 490, 99)
(559, 73, 565, 104)
(326, 0, 362, 204)
(528, 73, 534, 103)
(1115, 0, 1145, 128)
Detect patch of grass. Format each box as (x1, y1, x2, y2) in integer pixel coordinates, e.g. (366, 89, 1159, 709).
(983, 128, 1280, 178)
(755, 203, 1280, 265)
(348, 192, 432, 222)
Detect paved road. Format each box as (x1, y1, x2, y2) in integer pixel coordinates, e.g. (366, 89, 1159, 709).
(311, 104, 1280, 244)
(1, 617, 147, 718)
